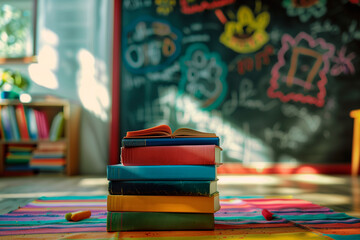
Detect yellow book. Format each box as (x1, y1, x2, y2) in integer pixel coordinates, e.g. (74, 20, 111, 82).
(107, 192, 220, 213)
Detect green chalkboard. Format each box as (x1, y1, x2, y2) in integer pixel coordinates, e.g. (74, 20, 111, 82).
(117, 0, 360, 166)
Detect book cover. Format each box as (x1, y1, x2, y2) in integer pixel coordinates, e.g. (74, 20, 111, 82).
(0, 107, 13, 140)
(15, 105, 30, 140)
(49, 112, 64, 141)
(107, 212, 214, 231)
(0, 105, 6, 139)
(108, 180, 217, 196)
(107, 164, 217, 181)
(7, 106, 20, 140)
(122, 137, 220, 147)
(25, 107, 38, 140)
(121, 145, 221, 166)
(107, 192, 220, 213)
(125, 124, 218, 139)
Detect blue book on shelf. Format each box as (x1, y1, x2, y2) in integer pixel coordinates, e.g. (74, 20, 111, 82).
(122, 137, 220, 147)
(107, 164, 217, 181)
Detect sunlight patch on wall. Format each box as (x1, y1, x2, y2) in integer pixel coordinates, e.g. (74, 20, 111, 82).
(76, 48, 110, 121)
(153, 86, 273, 166)
(28, 29, 59, 89)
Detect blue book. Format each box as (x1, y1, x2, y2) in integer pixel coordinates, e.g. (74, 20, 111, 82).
(122, 137, 219, 147)
(107, 164, 217, 181)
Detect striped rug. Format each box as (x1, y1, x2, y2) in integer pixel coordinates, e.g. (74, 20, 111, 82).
(0, 196, 359, 239)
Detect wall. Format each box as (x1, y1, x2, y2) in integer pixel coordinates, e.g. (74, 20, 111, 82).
(1, 0, 113, 175)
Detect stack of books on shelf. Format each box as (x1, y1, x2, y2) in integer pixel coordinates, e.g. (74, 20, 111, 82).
(5, 144, 35, 172)
(30, 142, 67, 172)
(106, 125, 221, 232)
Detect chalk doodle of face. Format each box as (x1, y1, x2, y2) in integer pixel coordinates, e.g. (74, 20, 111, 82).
(122, 16, 182, 74)
(178, 44, 228, 111)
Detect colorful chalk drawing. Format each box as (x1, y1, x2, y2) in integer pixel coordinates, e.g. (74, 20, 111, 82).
(178, 44, 228, 111)
(282, 0, 327, 23)
(330, 46, 356, 76)
(267, 32, 335, 107)
(180, 0, 235, 15)
(122, 16, 182, 74)
(155, 0, 176, 15)
(228, 45, 274, 74)
(219, 6, 270, 53)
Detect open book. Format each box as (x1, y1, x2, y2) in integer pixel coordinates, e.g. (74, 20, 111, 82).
(125, 125, 217, 138)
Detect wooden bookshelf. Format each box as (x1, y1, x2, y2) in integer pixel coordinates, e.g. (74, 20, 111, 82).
(0, 99, 81, 176)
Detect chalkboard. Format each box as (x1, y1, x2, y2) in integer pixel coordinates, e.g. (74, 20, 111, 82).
(114, 0, 360, 167)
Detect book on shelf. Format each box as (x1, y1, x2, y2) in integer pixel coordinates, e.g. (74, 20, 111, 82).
(49, 112, 64, 141)
(0, 106, 12, 140)
(122, 137, 220, 147)
(125, 124, 218, 139)
(107, 164, 217, 181)
(25, 107, 38, 140)
(108, 180, 218, 196)
(107, 212, 214, 231)
(107, 192, 220, 213)
(15, 105, 30, 140)
(7, 106, 20, 140)
(121, 144, 221, 166)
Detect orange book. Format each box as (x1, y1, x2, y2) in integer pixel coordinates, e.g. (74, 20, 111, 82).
(121, 145, 221, 166)
(107, 193, 220, 213)
(15, 105, 30, 140)
(125, 124, 217, 138)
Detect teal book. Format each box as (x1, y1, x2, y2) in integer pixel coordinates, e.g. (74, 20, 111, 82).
(107, 164, 217, 181)
(108, 180, 217, 196)
(107, 212, 214, 231)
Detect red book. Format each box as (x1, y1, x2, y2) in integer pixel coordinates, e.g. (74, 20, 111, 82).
(15, 105, 30, 140)
(121, 145, 221, 166)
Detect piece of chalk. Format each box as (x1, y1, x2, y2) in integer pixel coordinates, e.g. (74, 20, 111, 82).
(65, 210, 91, 221)
(262, 209, 274, 221)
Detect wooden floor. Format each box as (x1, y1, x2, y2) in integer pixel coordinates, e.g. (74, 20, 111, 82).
(0, 173, 359, 218)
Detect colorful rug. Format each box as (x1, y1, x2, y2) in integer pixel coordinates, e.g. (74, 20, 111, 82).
(0, 196, 359, 239)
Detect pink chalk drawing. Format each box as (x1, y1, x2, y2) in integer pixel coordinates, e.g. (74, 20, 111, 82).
(330, 46, 356, 76)
(267, 32, 335, 107)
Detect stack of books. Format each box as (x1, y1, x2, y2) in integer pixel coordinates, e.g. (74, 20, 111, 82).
(30, 142, 67, 172)
(5, 144, 35, 172)
(106, 125, 221, 231)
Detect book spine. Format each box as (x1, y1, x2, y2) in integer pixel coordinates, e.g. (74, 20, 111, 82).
(122, 138, 220, 147)
(107, 165, 216, 181)
(107, 212, 214, 231)
(106, 193, 219, 213)
(108, 180, 212, 196)
(121, 145, 216, 166)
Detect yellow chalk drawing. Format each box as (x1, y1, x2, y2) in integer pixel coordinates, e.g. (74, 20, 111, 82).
(220, 6, 270, 53)
(155, 0, 176, 16)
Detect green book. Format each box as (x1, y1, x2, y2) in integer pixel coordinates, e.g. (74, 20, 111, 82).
(107, 212, 214, 231)
(108, 180, 217, 196)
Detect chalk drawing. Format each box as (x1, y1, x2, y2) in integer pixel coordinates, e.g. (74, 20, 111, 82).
(281, 103, 321, 132)
(228, 45, 274, 74)
(267, 32, 335, 107)
(178, 43, 228, 111)
(123, 0, 152, 10)
(219, 6, 270, 53)
(264, 123, 308, 150)
(282, 0, 327, 23)
(222, 78, 278, 115)
(180, 0, 235, 15)
(310, 20, 340, 37)
(155, 0, 176, 15)
(123, 16, 182, 74)
(330, 46, 356, 76)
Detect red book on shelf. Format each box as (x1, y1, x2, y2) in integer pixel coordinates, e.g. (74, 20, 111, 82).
(15, 105, 30, 140)
(121, 145, 221, 166)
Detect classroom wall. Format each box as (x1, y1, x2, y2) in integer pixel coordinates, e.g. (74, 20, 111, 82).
(1, 0, 112, 174)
